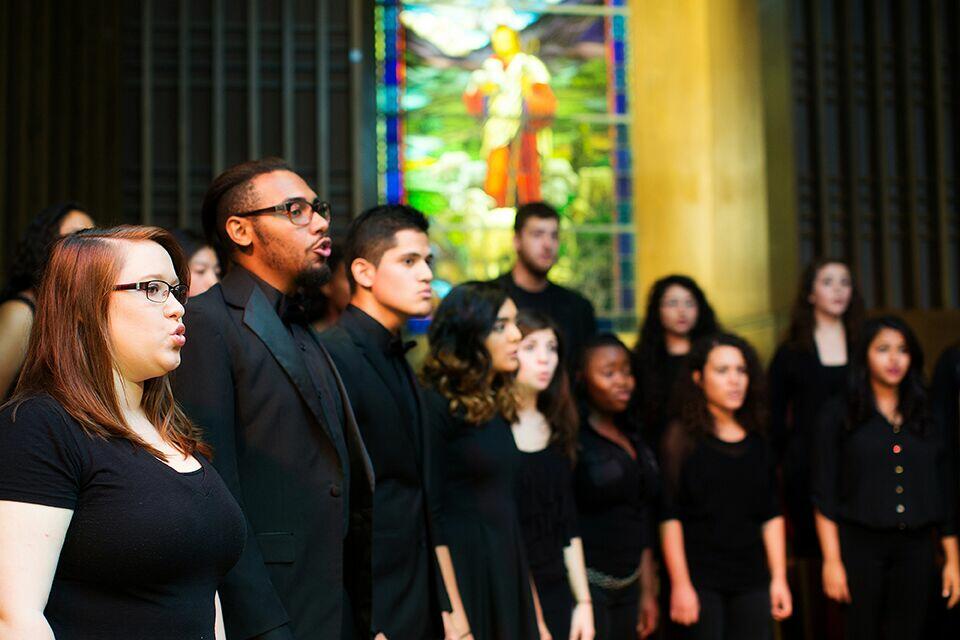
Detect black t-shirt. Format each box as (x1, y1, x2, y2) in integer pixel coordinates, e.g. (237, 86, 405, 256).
(659, 426, 780, 592)
(493, 273, 597, 369)
(0, 395, 246, 639)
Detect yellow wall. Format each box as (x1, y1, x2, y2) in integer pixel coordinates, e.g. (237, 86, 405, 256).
(629, 0, 795, 358)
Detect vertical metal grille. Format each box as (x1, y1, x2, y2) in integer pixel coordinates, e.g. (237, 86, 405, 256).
(121, 0, 364, 237)
(791, 0, 959, 309)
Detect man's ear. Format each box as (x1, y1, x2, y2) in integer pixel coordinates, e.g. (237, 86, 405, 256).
(224, 216, 255, 250)
(513, 231, 522, 253)
(351, 257, 376, 290)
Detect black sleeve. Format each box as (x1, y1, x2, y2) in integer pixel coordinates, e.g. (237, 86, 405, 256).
(767, 345, 793, 463)
(421, 389, 451, 547)
(0, 397, 84, 510)
(658, 421, 687, 522)
(760, 436, 783, 522)
(558, 456, 580, 542)
(172, 302, 291, 639)
(932, 347, 960, 536)
(810, 399, 844, 521)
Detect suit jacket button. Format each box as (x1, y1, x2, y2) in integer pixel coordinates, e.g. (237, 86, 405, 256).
(330, 484, 342, 497)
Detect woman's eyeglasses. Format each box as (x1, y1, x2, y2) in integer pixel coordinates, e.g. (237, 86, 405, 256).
(114, 280, 189, 305)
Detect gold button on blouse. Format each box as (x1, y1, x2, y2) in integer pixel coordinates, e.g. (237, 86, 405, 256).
(896, 504, 905, 514)
(896, 485, 904, 494)
(895, 465, 904, 474)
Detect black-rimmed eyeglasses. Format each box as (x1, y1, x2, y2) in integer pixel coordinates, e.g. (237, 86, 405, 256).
(113, 280, 189, 305)
(232, 197, 331, 227)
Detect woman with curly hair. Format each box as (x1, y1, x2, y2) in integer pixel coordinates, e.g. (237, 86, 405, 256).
(632, 275, 719, 452)
(0, 203, 94, 399)
(512, 310, 594, 640)
(812, 316, 960, 639)
(660, 333, 791, 638)
(421, 281, 542, 639)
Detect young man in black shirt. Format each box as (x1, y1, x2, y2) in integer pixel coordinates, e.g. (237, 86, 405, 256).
(319, 205, 456, 640)
(493, 202, 597, 369)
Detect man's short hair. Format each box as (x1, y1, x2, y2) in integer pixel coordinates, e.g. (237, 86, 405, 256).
(344, 204, 429, 289)
(514, 201, 560, 233)
(200, 157, 293, 253)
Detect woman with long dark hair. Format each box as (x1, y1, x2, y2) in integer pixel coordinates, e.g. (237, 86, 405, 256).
(512, 310, 594, 640)
(0, 226, 244, 638)
(632, 275, 719, 450)
(574, 334, 660, 639)
(0, 203, 94, 399)
(421, 281, 542, 639)
(768, 258, 863, 638)
(812, 316, 960, 639)
(660, 333, 791, 639)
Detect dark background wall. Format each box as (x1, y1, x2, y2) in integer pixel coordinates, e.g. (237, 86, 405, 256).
(0, 0, 376, 281)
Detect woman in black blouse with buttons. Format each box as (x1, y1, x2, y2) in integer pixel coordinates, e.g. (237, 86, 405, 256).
(812, 315, 960, 639)
(0, 226, 244, 639)
(574, 333, 660, 639)
(660, 332, 791, 639)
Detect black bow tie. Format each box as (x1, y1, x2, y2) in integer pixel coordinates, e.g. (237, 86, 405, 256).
(388, 337, 417, 357)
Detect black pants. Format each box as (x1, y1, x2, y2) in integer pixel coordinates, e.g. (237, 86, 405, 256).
(674, 588, 771, 640)
(839, 522, 936, 640)
(591, 582, 638, 639)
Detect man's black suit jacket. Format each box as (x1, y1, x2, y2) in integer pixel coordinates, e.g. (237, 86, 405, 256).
(320, 307, 449, 639)
(173, 267, 374, 640)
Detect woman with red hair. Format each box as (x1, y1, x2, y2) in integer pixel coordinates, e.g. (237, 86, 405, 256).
(0, 226, 244, 639)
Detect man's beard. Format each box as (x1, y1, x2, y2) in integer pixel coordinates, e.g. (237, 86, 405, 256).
(518, 250, 552, 278)
(295, 262, 332, 298)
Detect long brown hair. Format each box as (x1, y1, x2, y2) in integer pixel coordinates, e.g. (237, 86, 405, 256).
(786, 258, 865, 351)
(7, 225, 211, 459)
(516, 310, 579, 461)
(421, 281, 517, 425)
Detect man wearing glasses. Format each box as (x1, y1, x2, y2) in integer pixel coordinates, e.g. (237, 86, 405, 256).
(173, 158, 375, 640)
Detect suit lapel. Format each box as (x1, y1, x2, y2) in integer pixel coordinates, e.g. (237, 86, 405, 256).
(241, 284, 348, 462)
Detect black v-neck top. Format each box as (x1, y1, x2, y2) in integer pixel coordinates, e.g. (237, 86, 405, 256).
(0, 395, 245, 639)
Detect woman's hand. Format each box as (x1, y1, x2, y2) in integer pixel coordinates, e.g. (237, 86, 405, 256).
(769, 576, 793, 621)
(822, 558, 851, 603)
(636, 591, 659, 638)
(669, 581, 699, 626)
(942, 558, 960, 609)
(569, 601, 595, 640)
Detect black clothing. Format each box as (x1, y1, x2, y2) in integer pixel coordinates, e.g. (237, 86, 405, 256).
(838, 521, 936, 640)
(812, 398, 956, 534)
(932, 344, 960, 532)
(634, 352, 687, 451)
(676, 588, 772, 640)
(768, 343, 848, 554)
(660, 427, 780, 592)
(493, 273, 596, 369)
(591, 582, 639, 640)
(424, 388, 539, 639)
(0, 395, 245, 639)
(172, 266, 374, 640)
(515, 444, 579, 638)
(319, 305, 448, 639)
(574, 425, 659, 579)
